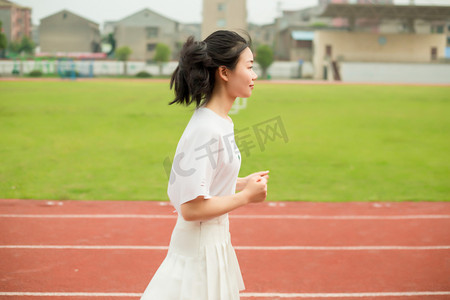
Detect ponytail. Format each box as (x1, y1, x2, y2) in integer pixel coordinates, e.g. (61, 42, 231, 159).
(169, 30, 251, 107)
(169, 37, 216, 107)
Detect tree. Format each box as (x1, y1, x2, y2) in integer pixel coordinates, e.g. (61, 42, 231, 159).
(7, 36, 35, 56)
(102, 33, 116, 57)
(106, 33, 116, 57)
(115, 46, 132, 76)
(0, 21, 7, 58)
(20, 36, 35, 55)
(154, 43, 171, 75)
(255, 45, 274, 79)
(8, 40, 21, 54)
(311, 22, 327, 28)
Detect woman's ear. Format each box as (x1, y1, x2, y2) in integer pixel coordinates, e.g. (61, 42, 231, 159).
(217, 66, 229, 82)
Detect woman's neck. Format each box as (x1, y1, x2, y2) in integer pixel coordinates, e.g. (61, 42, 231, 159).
(205, 87, 235, 119)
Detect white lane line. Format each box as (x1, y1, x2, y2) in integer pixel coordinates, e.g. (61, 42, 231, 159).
(0, 245, 169, 250)
(0, 292, 142, 297)
(236, 245, 450, 251)
(233, 215, 450, 220)
(1, 245, 449, 251)
(240, 291, 450, 298)
(1, 291, 449, 298)
(1, 214, 450, 220)
(0, 214, 176, 219)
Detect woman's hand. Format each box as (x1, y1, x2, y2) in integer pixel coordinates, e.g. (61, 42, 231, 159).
(241, 175, 268, 204)
(236, 171, 269, 191)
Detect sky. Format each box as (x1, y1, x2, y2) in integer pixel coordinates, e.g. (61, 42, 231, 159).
(12, 0, 450, 27)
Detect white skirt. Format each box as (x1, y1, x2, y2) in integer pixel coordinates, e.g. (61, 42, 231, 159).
(140, 214, 245, 300)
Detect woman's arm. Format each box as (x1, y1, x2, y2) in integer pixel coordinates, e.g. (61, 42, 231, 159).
(236, 177, 246, 192)
(181, 176, 268, 221)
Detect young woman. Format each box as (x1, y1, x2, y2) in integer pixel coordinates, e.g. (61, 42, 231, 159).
(140, 30, 269, 300)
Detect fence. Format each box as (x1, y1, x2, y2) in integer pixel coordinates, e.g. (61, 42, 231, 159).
(0, 59, 312, 79)
(0, 59, 449, 84)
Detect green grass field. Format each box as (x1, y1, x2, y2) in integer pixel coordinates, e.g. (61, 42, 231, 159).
(1, 80, 449, 201)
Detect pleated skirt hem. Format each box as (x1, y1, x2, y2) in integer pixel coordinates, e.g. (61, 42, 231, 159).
(140, 214, 245, 300)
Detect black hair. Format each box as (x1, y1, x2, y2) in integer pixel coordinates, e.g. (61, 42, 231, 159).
(169, 30, 251, 107)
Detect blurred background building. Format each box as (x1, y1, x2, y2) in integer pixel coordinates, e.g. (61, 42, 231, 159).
(39, 10, 101, 53)
(0, 0, 449, 82)
(319, 0, 394, 28)
(0, 0, 31, 42)
(112, 9, 180, 62)
(312, 3, 449, 79)
(201, 0, 247, 39)
(103, 10, 201, 62)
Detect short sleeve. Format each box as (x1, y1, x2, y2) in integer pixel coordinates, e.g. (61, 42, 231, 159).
(167, 125, 221, 213)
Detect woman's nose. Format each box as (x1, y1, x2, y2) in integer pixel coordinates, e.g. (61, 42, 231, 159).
(252, 69, 258, 80)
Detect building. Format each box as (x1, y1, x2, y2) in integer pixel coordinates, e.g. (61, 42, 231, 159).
(273, 5, 328, 61)
(113, 8, 182, 62)
(107, 8, 201, 62)
(314, 3, 450, 80)
(39, 10, 101, 53)
(319, 0, 394, 29)
(202, 0, 247, 39)
(248, 22, 276, 48)
(179, 23, 202, 43)
(103, 21, 117, 36)
(272, 1, 450, 61)
(272, 1, 400, 61)
(0, 0, 32, 43)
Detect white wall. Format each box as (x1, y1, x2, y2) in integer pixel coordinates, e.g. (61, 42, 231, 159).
(340, 62, 450, 84)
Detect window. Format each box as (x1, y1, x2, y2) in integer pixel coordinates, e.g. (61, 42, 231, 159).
(147, 43, 156, 51)
(63, 13, 67, 19)
(436, 25, 444, 34)
(217, 19, 226, 27)
(218, 3, 226, 11)
(146, 27, 158, 38)
(296, 40, 312, 48)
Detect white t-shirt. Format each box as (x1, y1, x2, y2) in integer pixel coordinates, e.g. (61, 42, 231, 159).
(168, 107, 241, 214)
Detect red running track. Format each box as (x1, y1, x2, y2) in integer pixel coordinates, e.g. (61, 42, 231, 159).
(0, 199, 449, 300)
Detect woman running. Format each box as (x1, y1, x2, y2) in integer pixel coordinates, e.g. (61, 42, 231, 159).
(141, 30, 269, 300)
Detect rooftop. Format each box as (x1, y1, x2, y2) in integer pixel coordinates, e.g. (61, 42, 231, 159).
(319, 3, 450, 21)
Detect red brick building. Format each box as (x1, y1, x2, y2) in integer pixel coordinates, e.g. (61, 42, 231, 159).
(0, 0, 32, 43)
